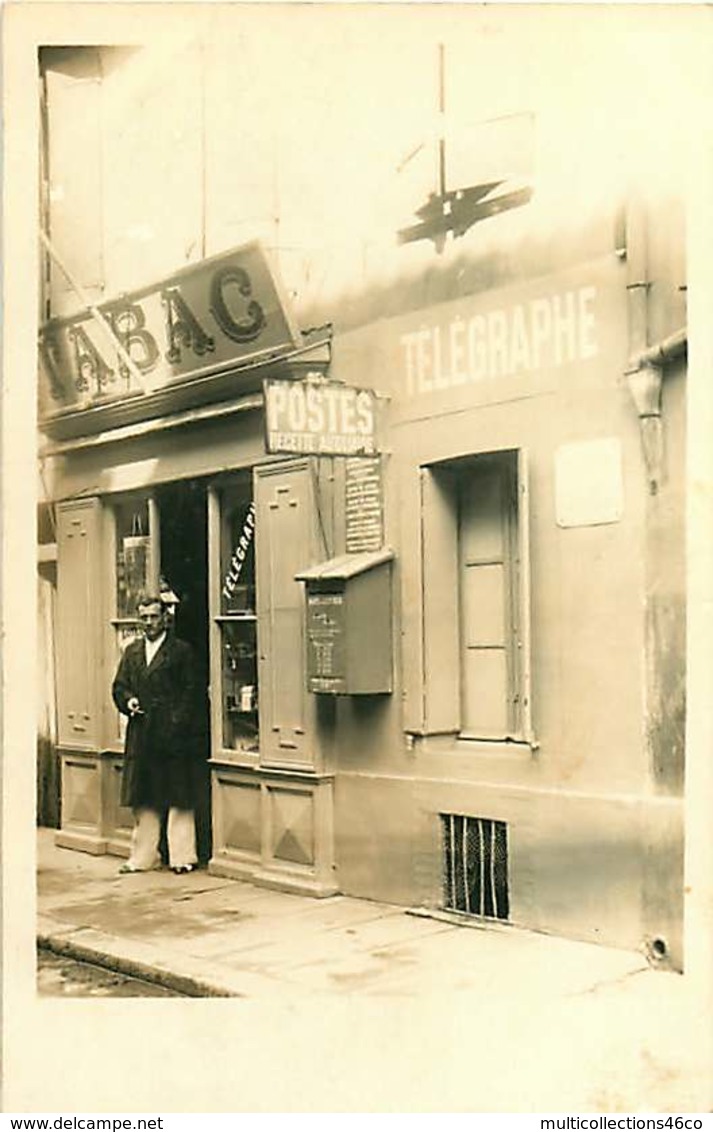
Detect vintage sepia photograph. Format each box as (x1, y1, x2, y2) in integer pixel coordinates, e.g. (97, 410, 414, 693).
(3, 0, 713, 1114)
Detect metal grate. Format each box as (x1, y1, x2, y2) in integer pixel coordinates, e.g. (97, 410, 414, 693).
(441, 814, 510, 920)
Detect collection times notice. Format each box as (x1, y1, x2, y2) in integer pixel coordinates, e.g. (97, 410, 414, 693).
(345, 456, 383, 553)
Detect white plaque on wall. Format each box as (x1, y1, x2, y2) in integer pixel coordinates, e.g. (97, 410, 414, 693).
(555, 438, 624, 528)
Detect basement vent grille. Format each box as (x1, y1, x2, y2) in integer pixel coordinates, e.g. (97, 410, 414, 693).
(441, 814, 510, 920)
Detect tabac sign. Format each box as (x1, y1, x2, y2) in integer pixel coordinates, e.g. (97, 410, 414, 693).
(40, 241, 301, 411)
(264, 378, 378, 456)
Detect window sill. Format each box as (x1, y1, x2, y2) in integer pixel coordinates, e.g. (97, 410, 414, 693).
(407, 731, 538, 761)
(211, 749, 260, 770)
(208, 757, 334, 783)
(455, 735, 538, 759)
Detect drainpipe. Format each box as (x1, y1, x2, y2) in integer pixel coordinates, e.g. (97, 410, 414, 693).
(625, 193, 650, 358)
(634, 326, 687, 370)
(623, 195, 687, 494)
(623, 194, 660, 495)
(625, 329, 687, 496)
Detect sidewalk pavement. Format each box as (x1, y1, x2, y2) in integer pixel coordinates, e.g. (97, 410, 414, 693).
(37, 827, 711, 1110)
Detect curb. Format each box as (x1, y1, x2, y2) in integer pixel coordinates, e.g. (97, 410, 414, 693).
(37, 933, 239, 999)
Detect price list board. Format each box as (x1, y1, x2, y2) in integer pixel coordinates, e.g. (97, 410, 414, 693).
(345, 456, 383, 553)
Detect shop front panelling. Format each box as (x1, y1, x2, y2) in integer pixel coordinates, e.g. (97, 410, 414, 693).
(55, 750, 106, 854)
(210, 765, 337, 897)
(102, 753, 134, 857)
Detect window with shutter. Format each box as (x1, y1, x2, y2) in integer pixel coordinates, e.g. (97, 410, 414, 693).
(420, 449, 533, 743)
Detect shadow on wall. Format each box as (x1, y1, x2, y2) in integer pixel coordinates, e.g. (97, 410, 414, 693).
(648, 593, 686, 794)
(335, 694, 396, 768)
(37, 737, 60, 829)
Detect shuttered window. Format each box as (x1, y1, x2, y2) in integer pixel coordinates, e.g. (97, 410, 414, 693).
(419, 449, 532, 743)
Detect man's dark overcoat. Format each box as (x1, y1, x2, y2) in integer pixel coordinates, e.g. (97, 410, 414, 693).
(112, 634, 199, 811)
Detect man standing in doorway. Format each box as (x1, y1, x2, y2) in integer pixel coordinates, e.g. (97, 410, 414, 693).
(112, 594, 199, 875)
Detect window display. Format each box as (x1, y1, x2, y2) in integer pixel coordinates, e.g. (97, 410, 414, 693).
(115, 498, 152, 620)
(217, 482, 259, 753)
(113, 496, 153, 743)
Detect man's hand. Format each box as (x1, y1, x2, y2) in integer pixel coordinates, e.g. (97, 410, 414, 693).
(127, 696, 143, 715)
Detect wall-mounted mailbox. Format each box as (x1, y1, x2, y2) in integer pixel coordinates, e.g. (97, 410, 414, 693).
(296, 548, 394, 695)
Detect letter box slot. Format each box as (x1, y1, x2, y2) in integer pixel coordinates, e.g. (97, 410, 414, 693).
(296, 548, 394, 695)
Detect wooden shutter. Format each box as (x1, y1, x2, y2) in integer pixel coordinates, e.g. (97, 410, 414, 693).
(421, 466, 460, 733)
(46, 68, 103, 305)
(255, 459, 317, 767)
(56, 498, 102, 747)
(516, 449, 534, 744)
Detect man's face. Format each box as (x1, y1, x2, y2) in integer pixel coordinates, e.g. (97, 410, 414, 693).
(138, 602, 166, 642)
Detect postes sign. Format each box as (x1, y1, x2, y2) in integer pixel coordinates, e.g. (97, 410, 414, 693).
(39, 241, 301, 411)
(264, 378, 378, 456)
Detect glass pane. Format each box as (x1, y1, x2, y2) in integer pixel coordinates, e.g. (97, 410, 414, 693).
(220, 483, 256, 615)
(221, 619, 259, 753)
(115, 498, 151, 618)
(218, 478, 259, 754)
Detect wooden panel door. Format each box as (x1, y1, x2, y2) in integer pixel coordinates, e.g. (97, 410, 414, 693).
(255, 460, 317, 767)
(56, 498, 102, 748)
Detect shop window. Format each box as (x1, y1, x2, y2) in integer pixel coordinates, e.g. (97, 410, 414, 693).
(114, 497, 152, 624)
(111, 495, 156, 743)
(419, 450, 532, 742)
(216, 480, 258, 754)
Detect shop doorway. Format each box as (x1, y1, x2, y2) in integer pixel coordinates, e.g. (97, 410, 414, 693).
(155, 479, 211, 863)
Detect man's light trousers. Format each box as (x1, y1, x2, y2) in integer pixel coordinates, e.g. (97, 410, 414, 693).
(128, 807, 197, 870)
